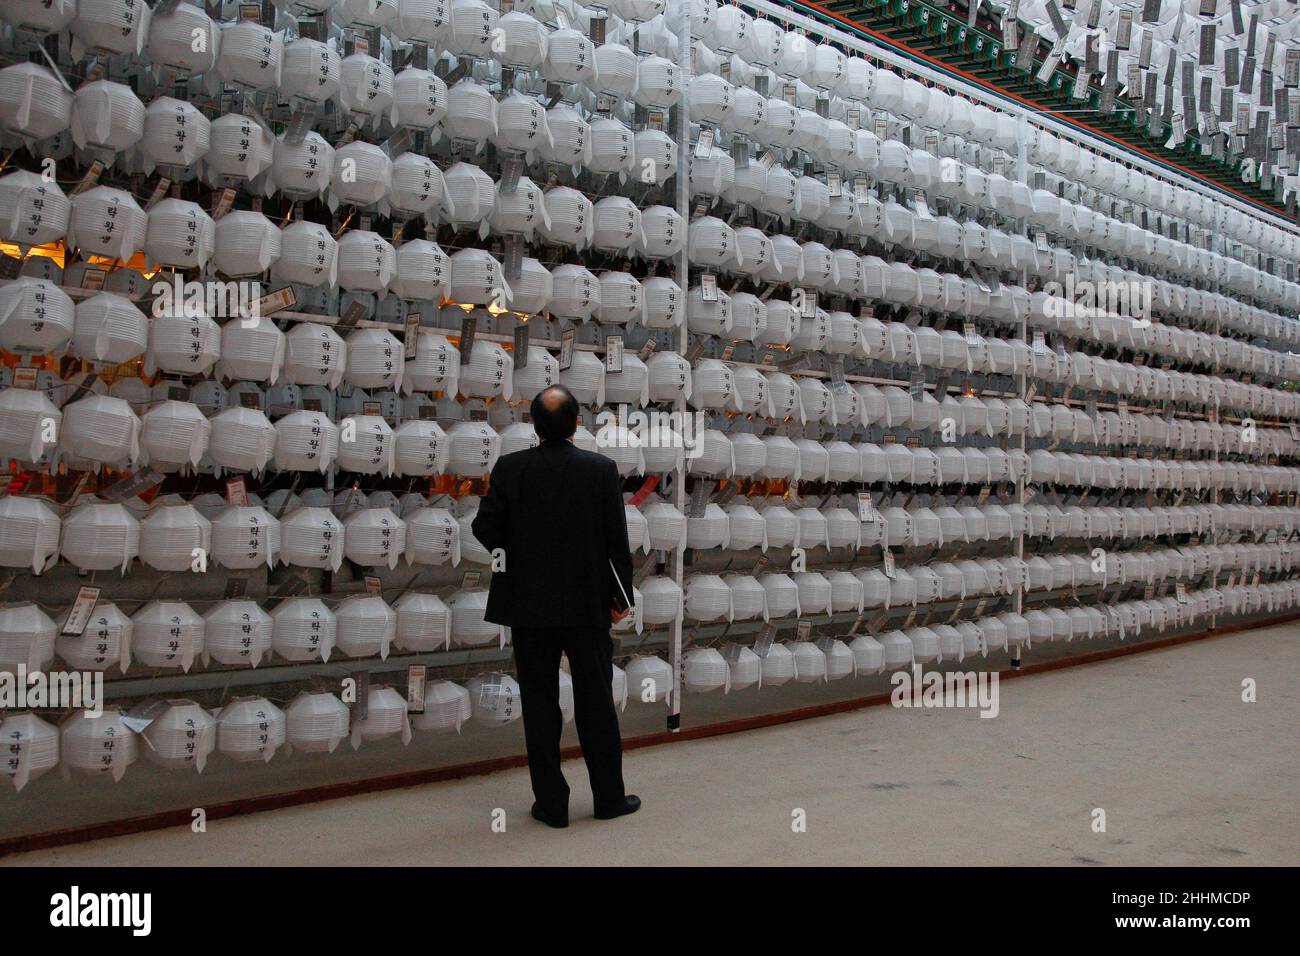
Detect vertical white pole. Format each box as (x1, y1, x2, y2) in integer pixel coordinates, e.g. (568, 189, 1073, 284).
(1013, 120, 1030, 667)
(669, 0, 692, 731)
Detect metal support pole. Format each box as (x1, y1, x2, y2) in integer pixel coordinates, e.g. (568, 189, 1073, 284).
(668, 0, 692, 732)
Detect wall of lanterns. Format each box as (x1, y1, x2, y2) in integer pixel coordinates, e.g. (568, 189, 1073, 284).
(0, 0, 1298, 830)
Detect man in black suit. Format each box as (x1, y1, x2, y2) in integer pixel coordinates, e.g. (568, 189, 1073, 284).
(472, 384, 640, 828)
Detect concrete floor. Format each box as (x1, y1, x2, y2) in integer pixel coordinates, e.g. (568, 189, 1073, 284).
(6, 622, 1296, 866)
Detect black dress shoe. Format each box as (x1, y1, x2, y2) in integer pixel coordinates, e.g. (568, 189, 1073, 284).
(594, 795, 641, 820)
(531, 803, 569, 829)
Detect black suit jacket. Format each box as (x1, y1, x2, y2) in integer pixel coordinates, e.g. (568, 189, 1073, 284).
(472, 439, 635, 629)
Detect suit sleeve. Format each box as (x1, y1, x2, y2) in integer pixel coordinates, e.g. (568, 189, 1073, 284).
(602, 459, 635, 610)
(471, 459, 509, 555)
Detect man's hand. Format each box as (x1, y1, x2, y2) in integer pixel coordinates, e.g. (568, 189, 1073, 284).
(611, 607, 631, 626)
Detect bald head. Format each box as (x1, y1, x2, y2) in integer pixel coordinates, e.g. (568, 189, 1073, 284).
(531, 384, 579, 442)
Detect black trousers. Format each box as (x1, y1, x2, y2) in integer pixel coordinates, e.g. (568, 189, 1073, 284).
(511, 626, 626, 816)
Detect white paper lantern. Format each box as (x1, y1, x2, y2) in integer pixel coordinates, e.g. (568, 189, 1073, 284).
(393, 66, 449, 130)
(0, 63, 72, 142)
(758, 641, 795, 685)
(139, 97, 211, 171)
(59, 707, 137, 781)
(59, 395, 140, 470)
(444, 78, 498, 141)
(588, 118, 636, 175)
(146, 309, 221, 378)
(145, 198, 216, 268)
(636, 55, 683, 107)
(210, 505, 280, 570)
(412, 680, 471, 732)
(1, 0, 76, 36)
(332, 141, 393, 208)
(140, 504, 211, 572)
(202, 601, 274, 668)
(217, 21, 284, 90)
(0, 496, 59, 574)
(271, 132, 336, 200)
(284, 322, 347, 387)
(285, 692, 350, 753)
(207, 113, 275, 183)
(273, 410, 339, 473)
(0, 277, 73, 355)
(343, 507, 406, 569)
(272, 597, 336, 663)
(334, 595, 397, 659)
(0, 712, 58, 791)
(217, 698, 286, 763)
(0, 171, 69, 246)
(131, 601, 204, 671)
(0, 604, 56, 678)
(209, 407, 277, 475)
(394, 591, 451, 651)
(0, 389, 60, 465)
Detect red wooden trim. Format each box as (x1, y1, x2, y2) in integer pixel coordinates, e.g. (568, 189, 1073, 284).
(1, 612, 1294, 858)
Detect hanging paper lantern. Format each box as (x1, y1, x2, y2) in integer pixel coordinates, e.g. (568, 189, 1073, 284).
(281, 37, 342, 104)
(404, 504, 459, 564)
(59, 395, 141, 470)
(271, 131, 335, 200)
(0, 63, 73, 142)
(0, 170, 70, 246)
(203, 601, 274, 668)
(335, 230, 395, 293)
(145, 309, 221, 378)
(283, 322, 347, 387)
(411, 681, 471, 733)
(131, 601, 205, 672)
(206, 113, 276, 184)
(218, 20, 284, 91)
(544, 27, 598, 84)
(331, 141, 392, 208)
(334, 595, 396, 659)
(210, 505, 280, 570)
(272, 597, 337, 663)
(208, 407, 277, 475)
(0, 713, 58, 792)
(343, 507, 406, 569)
(624, 655, 674, 703)
(139, 504, 211, 572)
(139, 97, 211, 171)
(1, 0, 76, 36)
(68, 78, 143, 156)
(337, 415, 396, 475)
(59, 707, 137, 781)
(393, 66, 448, 130)
(59, 501, 140, 573)
(145, 198, 216, 268)
(285, 692, 350, 754)
(0, 496, 59, 574)
(0, 604, 57, 678)
(0, 277, 73, 355)
(69, 292, 146, 365)
(217, 698, 287, 763)
(0, 389, 60, 465)
(273, 410, 339, 473)
(393, 591, 451, 651)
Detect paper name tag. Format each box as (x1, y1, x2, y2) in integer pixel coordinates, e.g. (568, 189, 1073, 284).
(62, 587, 103, 636)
